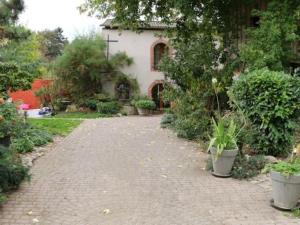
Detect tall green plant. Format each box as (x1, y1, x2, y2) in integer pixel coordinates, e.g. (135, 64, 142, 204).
(54, 34, 133, 101)
(208, 117, 238, 158)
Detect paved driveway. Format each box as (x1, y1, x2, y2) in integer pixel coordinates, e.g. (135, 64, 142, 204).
(0, 116, 299, 225)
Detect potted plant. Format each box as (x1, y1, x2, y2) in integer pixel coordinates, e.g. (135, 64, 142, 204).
(208, 118, 239, 177)
(135, 99, 156, 116)
(264, 156, 300, 210)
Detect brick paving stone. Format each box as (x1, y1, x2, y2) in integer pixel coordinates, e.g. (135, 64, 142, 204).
(0, 116, 299, 225)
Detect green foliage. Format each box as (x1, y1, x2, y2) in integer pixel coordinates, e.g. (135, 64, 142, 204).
(84, 99, 98, 111)
(0, 102, 20, 138)
(0, 62, 33, 97)
(241, 2, 300, 71)
(0, 158, 29, 192)
(292, 209, 300, 218)
(264, 158, 300, 177)
(208, 117, 238, 157)
(97, 101, 120, 114)
(37, 27, 68, 61)
(231, 154, 266, 179)
(160, 113, 176, 128)
(0, 0, 24, 25)
(135, 99, 156, 110)
(54, 34, 133, 101)
(10, 136, 34, 153)
(0, 146, 29, 204)
(230, 69, 300, 156)
(172, 91, 211, 140)
(1, 33, 44, 76)
(16, 127, 53, 147)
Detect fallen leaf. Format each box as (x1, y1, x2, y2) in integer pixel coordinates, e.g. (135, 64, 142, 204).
(103, 209, 111, 214)
(32, 218, 39, 223)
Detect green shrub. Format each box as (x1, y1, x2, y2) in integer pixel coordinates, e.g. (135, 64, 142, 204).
(135, 99, 156, 110)
(97, 101, 120, 114)
(173, 93, 211, 140)
(83, 99, 98, 111)
(24, 128, 53, 146)
(231, 154, 266, 179)
(10, 137, 34, 153)
(160, 113, 176, 128)
(12, 125, 53, 150)
(0, 158, 29, 193)
(230, 69, 300, 156)
(175, 117, 210, 140)
(0, 103, 21, 138)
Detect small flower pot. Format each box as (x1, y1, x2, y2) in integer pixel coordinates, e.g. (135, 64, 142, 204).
(210, 147, 238, 177)
(123, 105, 138, 115)
(137, 108, 152, 116)
(271, 171, 300, 210)
(0, 136, 11, 147)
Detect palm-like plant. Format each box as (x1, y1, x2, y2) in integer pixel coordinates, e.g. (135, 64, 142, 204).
(208, 117, 238, 158)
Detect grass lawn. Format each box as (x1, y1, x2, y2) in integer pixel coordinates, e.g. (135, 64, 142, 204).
(54, 112, 105, 119)
(28, 118, 82, 136)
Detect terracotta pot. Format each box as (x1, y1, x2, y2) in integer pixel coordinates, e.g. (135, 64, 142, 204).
(137, 108, 152, 116)
(123, 105, 138, 115)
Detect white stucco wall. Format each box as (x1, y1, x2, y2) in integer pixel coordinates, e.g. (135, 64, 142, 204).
(101, 29, 166, 96)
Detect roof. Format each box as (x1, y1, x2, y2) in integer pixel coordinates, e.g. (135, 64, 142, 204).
(101, 19, 175, 30)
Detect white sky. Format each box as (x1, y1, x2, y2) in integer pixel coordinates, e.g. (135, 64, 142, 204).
(19, 0, 103, 40)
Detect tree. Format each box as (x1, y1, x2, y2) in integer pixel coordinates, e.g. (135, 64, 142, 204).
(0, 62, 33, 98)
(54, 34, 132, 101)
(0, 0, 24, 25)
(37, 28, 68, 61)
(240, 1, 300, 72)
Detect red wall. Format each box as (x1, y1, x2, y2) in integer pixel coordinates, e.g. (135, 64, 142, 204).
(9, 79, 52, 109)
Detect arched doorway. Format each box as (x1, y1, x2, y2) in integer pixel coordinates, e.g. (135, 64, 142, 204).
(148, 81, 164, 109)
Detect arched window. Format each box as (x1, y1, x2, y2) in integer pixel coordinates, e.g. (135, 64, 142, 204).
(152, 42, 169, 71)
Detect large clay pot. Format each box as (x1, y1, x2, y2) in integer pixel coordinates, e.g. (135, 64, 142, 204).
(210, 147, 238, 177)
(123, 105, 138, 115)
(137, 108, 152, 116)
(271, 171, 300, 210)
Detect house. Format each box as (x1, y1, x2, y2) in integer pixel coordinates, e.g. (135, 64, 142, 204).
(101, 19, 173, 108)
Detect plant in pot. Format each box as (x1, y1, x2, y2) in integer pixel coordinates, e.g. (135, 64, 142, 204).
(208, 117, 239, 177)
(264, 155, 300, 210)
(135, 99, 156, 116)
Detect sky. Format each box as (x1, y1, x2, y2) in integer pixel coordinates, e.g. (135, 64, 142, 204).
(19, 0, 103, 40)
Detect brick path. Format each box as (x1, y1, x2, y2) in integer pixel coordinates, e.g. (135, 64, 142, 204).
(0, 116, 299, 225)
